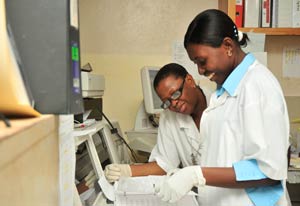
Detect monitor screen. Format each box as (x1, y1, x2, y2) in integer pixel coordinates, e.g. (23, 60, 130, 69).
(140, 66, 163, 114)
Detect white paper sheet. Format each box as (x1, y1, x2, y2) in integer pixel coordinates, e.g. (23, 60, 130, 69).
(283, 47, 300, 77)
(115, 194, 198, 206)
(114, 176, 199, 206)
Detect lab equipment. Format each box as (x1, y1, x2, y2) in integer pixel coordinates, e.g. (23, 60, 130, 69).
(126, 66, 161, 153)
(5, 0, 84, 114)
(75, 72, 105, 123)
(98, 121, 130, 164)
(74, 98, 103, 123)
(74, 120, 131, 205)
(81, 71, 105, 98)
(140, 66, 163, 114)
(126, 102, 158, 153)
(74, 120, 130, 181)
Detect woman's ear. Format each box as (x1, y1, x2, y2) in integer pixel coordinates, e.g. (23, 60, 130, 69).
(222, 37, 234, 57)
(186, 74, 196, 88)
(222, 37, 234, 48)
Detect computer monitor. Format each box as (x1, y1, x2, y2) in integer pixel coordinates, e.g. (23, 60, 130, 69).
(140, 66, 163, 114)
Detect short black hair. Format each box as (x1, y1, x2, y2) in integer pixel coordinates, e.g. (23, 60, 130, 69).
(153, 63, 188, 90)
(184, 9, 248, 48)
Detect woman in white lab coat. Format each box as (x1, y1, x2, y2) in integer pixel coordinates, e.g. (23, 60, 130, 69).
(104, 63, 210, 181)
(155, 9, 291, 206)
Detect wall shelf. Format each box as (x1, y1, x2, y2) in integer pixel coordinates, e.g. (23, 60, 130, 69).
(218, 0, 300, 36)
(240, 28, 300, 36)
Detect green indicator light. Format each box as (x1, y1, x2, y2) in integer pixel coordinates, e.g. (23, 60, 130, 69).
(71, 46, 79, 61)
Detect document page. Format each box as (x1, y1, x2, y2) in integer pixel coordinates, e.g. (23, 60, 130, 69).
(115, 176, 160, 195)
(114, 176, 199, 206)
(115, 193, 198, 206)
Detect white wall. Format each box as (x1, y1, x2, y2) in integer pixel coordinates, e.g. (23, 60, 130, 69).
(79, 0, 218, 132)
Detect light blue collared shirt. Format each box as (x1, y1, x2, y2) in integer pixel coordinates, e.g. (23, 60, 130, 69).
(233, 159, 283, 206)
(217, 53, 283, 206)
(216, 53, 255, 97)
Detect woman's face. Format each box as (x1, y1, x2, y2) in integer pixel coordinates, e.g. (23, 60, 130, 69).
(155, 75, 197, 115)
(186, 42, 234, 85)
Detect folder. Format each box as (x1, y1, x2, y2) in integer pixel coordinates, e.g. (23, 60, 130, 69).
(262, 0, 272, 27)
(0, 0, 40, 117)
(236, 0, 244, 28)
(292, 0, 300, 27)
(277, 0, 293, 27)
(244, 0, 262, 27)
(5, 0, 84, 115)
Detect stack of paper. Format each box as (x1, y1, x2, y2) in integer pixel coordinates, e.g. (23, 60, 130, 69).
(99, 175, 199, 206)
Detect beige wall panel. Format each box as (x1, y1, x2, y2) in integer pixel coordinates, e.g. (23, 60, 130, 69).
(79, 0, 218, 132)
(266, 36, 300, 96)
(0, 116, 59, 206)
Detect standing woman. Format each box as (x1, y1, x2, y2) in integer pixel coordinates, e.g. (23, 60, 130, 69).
(155, 9, 291, 206)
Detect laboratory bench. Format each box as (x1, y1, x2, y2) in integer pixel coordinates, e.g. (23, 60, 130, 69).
(288, 167, 300, 206)
(0, 115, 60, 206)
(287, 183, 300, 206)
(0, 114, 77, 206)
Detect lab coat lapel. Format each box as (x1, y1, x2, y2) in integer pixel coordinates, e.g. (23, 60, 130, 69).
(205, 91, 231, 112)
(176, 113, 201, 142)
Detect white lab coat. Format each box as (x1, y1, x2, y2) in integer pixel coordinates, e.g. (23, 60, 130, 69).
(198, 60, 290, 206)
(149, 88, 211, 173)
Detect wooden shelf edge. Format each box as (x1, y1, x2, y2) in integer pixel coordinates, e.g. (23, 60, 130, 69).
(240, 28, 300, 36)
(218, 1, 300, 35)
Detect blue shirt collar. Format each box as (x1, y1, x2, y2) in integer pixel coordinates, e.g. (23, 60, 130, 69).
(216, 53, 255, 97)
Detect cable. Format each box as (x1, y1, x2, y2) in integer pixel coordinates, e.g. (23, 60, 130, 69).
(100, 110, 139, 163)
(148, 114, 159, 128)
(0, 113, 11, 127)
(74, 119, 81, 124)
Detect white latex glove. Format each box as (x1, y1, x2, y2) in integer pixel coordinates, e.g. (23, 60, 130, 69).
(155, 166, 205, 203)
(104, 164, 132, 183)
(86, 175, 97, 188)
(84, 170, 97, 188)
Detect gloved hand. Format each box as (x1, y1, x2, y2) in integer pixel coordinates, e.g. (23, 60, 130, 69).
(104, 164, 132, 183)
(84, 170, 97, 188)
(155, 166, 205, 203)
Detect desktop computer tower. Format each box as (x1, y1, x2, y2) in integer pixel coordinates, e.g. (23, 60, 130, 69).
(5, 0, 84, 114)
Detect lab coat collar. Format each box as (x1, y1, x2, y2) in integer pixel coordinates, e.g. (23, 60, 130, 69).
(175, 112, 200, 141)
(216, 53, 255, 97)
(175, 112, 194, 129)
(205, 91, 229, 112)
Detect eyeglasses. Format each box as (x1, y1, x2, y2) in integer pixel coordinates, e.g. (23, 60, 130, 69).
(161, 77, 186, 109)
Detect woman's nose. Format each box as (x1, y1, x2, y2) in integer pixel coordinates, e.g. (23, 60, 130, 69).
(170, 99, 179, 108)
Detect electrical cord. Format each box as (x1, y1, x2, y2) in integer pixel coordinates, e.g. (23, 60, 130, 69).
(100, 110, 139, 163)
(74, 119, 81, 124)
(148, 114, 159, 128)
